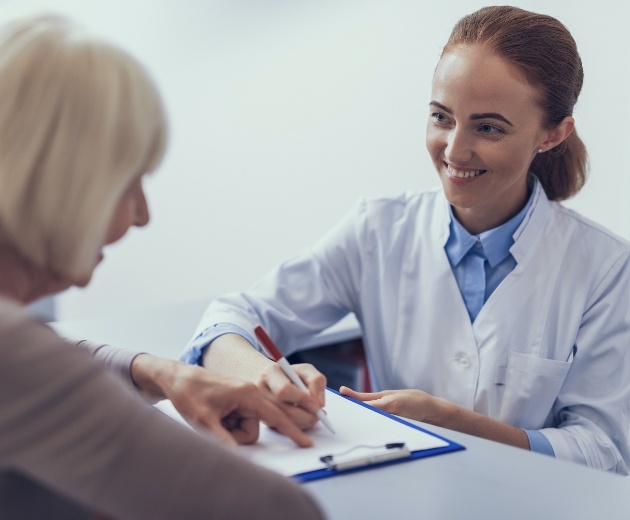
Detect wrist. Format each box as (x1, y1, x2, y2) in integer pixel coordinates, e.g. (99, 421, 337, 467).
(130, 353, 175, 401)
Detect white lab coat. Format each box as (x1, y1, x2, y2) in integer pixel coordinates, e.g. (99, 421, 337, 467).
(193, 180, 630, 474)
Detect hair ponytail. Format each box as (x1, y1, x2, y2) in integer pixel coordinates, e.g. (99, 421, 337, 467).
(530, 130, 588, 201)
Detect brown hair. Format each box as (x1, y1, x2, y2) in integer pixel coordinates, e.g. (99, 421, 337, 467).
(443, 6, 587, 201)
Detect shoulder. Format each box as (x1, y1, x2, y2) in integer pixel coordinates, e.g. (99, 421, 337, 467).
(341, 188, 447, 256)
(355, 187, 445, 225)
(0, 297, 91, 375)
(0, 296, 34, 335)
(543, 203, 630, 286)
(551, 203, 630, 254)
(0, 297, 68, 348)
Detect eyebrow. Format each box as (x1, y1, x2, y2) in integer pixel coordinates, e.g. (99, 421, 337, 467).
(429, 101, 514, 127)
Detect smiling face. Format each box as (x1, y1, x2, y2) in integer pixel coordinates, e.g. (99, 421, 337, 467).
(426, 44, 551, 234)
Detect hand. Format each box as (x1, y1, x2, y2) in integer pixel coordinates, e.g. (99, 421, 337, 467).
(131, 355, 313, 447)
(257, 362, 327, 430)
(340, 386, 530, 450)
(339, 386, 443, 424)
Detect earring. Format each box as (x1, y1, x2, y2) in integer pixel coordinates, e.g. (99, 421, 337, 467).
(538, 149, 544, 153)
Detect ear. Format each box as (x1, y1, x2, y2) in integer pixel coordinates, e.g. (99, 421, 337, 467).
(539, 116, 574, 152)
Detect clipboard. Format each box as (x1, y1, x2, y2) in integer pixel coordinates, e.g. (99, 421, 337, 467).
(154, 389, 464, 483)
(236, 388, 465, 482)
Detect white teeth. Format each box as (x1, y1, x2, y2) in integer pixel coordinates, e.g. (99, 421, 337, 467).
(447, 166, 486, 179)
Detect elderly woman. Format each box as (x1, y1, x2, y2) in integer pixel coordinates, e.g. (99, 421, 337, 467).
(0, 13, 323, 520)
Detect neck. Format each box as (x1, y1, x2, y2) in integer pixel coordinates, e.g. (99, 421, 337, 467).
(453, 206, 521, 235)
(0, 244, 69, 304)
(453, 179, 533, 235)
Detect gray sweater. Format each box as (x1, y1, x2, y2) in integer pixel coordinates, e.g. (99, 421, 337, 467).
(0, 297, 324, 520)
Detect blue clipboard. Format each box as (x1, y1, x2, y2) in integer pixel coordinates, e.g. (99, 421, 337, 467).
(156, 388, 465, 482)
(292, 389, 465, 483)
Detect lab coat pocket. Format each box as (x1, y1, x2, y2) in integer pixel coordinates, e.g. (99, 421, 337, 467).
(497, 350, 572, 429)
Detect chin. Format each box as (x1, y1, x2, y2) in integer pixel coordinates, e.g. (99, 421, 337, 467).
(64, 268, 95, 291)
(73, 273, 94, 288)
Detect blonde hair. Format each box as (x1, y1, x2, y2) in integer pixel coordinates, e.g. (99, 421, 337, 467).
(0, 14, 167, 279)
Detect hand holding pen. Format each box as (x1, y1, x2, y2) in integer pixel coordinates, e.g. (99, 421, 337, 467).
(255, 326, 335, 434)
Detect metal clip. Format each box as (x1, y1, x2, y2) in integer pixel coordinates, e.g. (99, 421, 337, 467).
(319, 443, 410, 471)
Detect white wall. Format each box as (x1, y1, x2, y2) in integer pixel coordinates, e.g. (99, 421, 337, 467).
(6, 0, 629, 321)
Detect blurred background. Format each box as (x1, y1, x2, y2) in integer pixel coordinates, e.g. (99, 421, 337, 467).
(3, 0, 628, 322)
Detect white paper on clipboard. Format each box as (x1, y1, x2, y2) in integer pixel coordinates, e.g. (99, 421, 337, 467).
(155, 389, 449, 477)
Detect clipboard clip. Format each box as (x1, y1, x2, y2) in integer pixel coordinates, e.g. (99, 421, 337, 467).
(319, 442, 410, 471)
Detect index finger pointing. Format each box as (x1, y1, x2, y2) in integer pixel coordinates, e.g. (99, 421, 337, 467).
(257, 398, 313, 448)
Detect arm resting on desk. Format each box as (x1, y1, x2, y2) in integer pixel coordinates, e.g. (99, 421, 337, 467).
(340, 387, 530, 450)
(69, 336, 312, 447)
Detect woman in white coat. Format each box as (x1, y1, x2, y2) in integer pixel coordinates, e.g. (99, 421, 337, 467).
(182, 6, 630, 474)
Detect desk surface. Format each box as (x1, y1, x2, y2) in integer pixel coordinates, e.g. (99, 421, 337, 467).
(53, 301, 630, 520)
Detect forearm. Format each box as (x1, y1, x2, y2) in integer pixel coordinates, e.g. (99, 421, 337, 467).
(68, 339, 138, 386)
(202, 333, 274, 383)
(342, 387, 531, 451)
(436, 398, 530, 450)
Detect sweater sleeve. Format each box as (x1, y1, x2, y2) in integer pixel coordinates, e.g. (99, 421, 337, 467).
(70, 338, 139, 386)
(0, 306, 324, 520)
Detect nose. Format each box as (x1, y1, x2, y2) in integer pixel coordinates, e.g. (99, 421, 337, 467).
(444, 127, 474, 164)
(135, 186, 150, 228)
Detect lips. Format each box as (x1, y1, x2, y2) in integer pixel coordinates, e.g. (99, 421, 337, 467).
(446, 165, 487, 179)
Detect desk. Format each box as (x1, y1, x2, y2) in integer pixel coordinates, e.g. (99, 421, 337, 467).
(52, 301, 630, 520)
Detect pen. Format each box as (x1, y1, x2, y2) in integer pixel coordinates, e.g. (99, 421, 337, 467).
(254, 325, 336, 434)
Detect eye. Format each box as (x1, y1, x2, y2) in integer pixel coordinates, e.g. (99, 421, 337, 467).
(430, 112, 451, 125)
(478, 123, 504, 135)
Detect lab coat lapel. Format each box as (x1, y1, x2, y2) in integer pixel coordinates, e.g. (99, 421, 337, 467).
(470, 182, 565, 416)
(391, 192, 480, 409)
(472, 181, 552, 344)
